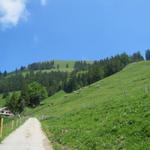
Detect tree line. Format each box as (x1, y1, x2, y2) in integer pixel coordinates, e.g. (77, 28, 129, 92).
(1, 50, 150, 113)
(28, 61, 55, 70)
(0, 71, 68, 96)
(0, 51, 149, 95)
(63, 51, 147, 92)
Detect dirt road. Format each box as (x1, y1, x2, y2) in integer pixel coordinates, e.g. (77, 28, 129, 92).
(0, 118, 53, 150)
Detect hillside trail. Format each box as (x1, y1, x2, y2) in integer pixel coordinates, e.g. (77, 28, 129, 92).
(0, 118, 53, 150)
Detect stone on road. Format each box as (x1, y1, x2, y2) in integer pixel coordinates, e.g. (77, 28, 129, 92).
(0, 118, 53, 150)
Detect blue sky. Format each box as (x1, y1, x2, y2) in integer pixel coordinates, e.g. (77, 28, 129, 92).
(0, 0, 150, 71)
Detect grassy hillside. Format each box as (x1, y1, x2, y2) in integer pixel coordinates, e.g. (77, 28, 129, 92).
(8, 60, 92, 77)
(33, 60, 76, 73)
(0, 95, 6, 107)
(24, 61, 150, 149)
(10, 60, 76, 76)
(54, 60, 76, 71)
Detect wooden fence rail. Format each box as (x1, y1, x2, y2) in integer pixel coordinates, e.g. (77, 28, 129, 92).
(0, 116, 28, 141)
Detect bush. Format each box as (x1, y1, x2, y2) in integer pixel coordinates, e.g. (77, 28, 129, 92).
(26, 81, 48, 107)
(6, 92, 20, 113)
(2, 92, 9, 99)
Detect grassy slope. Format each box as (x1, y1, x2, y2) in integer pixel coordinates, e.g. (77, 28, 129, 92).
(54, 60, 76, 72)
(34, 60, 76, 73)
(8, 60, 93, 77)
(0, 95, 6, 107)
(25, 61, 150, 149)
(7, 60, 76, 77)
(33, 60, 76, 73)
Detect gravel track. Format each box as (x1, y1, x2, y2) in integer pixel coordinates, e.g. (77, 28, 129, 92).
(0, 118, 53, 150)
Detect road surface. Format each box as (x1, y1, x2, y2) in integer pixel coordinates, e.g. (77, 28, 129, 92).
(0, 118, 53, 150)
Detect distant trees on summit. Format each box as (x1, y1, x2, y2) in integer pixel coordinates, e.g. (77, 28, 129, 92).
(28, 61, 55, 70)
(130, 51, 144, 62)
(74, 61, 90, 71)
(145, 49, 150, 60)
(63, 52, 145, 92)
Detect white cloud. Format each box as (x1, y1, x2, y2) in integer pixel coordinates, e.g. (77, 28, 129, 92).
(0, 0, 29, 29)
(41, 0, 47, 6)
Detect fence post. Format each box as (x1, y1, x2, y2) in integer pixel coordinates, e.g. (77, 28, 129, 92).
(0, 117, 4, 138)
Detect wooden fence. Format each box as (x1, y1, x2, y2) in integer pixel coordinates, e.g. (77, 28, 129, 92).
(0, 116, 27, 141)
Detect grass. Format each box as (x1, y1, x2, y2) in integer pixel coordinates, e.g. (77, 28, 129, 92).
(20, 61, 150, 149)
(0, 95, 6, 107)
(54, 60, 76, 71)
(6, 60, 76, 77)
(0, 61, 149, 149)
(8, 60, 93, 77)
(24, 61, 150, 149)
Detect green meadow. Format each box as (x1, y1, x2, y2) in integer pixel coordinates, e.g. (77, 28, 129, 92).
(23, 61, 150, 150)
(0, 95, 5, 107)
(8, 60, 93, 77)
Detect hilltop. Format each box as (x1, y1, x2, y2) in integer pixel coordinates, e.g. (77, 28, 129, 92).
(8, 60, 93, 76)
(24, 61, 150, 150)
(9, 60, 76, 76)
